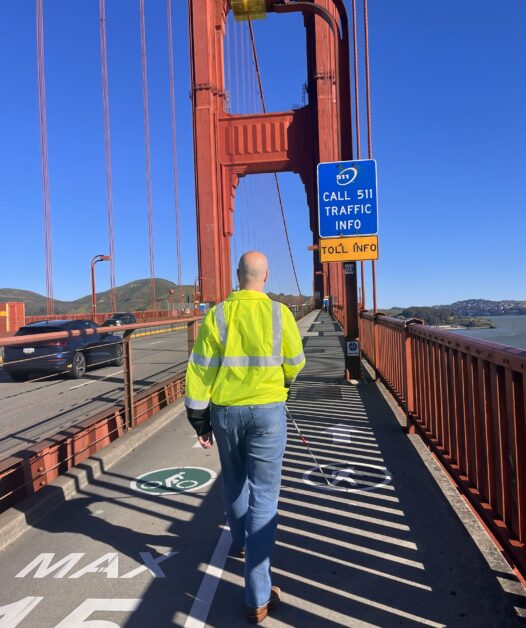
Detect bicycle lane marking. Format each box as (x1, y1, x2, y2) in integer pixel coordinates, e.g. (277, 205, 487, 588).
(302, 461, 393, 492)
(130, 467, 217, 495)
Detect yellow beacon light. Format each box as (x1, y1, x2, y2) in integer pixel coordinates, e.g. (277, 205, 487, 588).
(231, 0, 267, 21)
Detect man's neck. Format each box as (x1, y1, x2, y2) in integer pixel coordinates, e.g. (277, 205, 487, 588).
(239, 285, 264, 293)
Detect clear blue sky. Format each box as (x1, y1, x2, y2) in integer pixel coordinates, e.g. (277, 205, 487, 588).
(0, 1, 524, 308)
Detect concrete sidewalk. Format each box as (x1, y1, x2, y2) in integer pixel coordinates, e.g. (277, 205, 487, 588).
(0, 311, 524, 627)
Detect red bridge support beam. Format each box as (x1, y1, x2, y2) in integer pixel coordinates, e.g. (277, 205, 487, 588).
(188, 0, 360, 378)
(187, 0, 231, 304)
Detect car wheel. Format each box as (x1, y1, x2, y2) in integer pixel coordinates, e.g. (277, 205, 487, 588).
(69, 352, 87, 379)
(9, 372, 28, 382)
(113, 344, 123, 367)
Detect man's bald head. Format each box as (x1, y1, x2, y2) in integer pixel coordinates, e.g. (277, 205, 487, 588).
(237, 251, 269, 291)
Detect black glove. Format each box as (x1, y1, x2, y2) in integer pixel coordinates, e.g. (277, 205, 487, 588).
(186, 405, 212, 436)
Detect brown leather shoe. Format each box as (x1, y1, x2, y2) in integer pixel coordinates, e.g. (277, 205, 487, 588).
(231, 546, 245, 559)
(247, 586, 281, 624)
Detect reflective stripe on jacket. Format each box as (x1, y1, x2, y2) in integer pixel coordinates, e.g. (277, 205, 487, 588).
(185, 290, 306, 408)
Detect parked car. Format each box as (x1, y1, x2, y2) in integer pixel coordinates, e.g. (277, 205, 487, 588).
(3, 320, 122, 381)
(102, 312, 137, 327)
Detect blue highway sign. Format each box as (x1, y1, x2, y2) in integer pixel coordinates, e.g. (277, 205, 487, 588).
(317, 159, 378, 238)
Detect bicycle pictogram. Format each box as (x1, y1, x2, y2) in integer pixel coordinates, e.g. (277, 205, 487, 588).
(302, 461, 392, 493)
(131, 467, 216, 495)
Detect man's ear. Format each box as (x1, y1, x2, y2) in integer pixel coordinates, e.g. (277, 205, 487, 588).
(264, 270, 269, 282)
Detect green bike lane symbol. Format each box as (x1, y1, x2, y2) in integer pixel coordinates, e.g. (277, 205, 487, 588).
(131, 467, 217, 495)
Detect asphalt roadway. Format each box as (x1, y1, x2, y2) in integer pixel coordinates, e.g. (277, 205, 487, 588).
(0, 311, 524, 627)
(0, 329, 188, 461)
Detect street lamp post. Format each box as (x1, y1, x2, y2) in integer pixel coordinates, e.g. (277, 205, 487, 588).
(91, 254, 111, 320)
(168, 289, 175, 315)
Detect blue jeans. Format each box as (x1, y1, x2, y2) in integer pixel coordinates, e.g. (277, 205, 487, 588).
(211, 402, 287, 608)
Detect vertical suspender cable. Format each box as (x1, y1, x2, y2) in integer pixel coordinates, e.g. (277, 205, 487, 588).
(166, 0, 183, 306)
(232, 22, 245, 254)
(248, 20, 303, 301)
(99, 0, 117, 313)
(351, 0, 361, 162)
(36, 0, 54, 316)
(224, 22, 238, 286)
(363, 0, 377, 313)
(351, 0, 365, 310)
(139, 0, 156, 310)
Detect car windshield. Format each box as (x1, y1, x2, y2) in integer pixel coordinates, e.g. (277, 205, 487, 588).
(16, 326, 63, 336)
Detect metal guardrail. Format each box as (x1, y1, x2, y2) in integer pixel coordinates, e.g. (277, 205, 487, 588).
(360, 311, 526, 579)
(289, 304, 315, 321)
(24, 308, 201, 327)
(0, 317, 202, 514)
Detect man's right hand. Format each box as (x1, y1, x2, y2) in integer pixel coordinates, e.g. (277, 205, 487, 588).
(198, 432, 214, 449)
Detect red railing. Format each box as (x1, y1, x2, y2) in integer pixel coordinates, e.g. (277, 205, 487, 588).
(0, 317, 202, 514)
(361, 311, 526, 578)
(358, 310, 375, 364)
(24, 308, 200, 327)
(21, 304, 310, 329)
(332, 303, 344, 329)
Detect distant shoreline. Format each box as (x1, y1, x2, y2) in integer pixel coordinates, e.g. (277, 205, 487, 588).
(433, 323, 494, 330)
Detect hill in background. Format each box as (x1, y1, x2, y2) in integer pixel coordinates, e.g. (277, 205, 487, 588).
(381, 300, 526, 328)
(0, 280, 308, 316)
(0, 280, 195, 316)
(382, 299, 526, 320)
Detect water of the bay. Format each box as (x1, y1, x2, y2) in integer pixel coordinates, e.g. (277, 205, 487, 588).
(451, 315, 526, 350)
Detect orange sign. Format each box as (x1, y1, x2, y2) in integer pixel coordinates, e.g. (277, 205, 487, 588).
(319, 236, 379, 262)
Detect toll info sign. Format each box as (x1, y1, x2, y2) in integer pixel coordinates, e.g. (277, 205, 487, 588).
(318, 159, 378, 237)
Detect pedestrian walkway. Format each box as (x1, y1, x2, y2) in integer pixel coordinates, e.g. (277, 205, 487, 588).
(0, 311, 525, 627)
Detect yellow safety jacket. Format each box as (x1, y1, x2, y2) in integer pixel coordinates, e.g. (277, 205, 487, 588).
(185, 290, 306, 408)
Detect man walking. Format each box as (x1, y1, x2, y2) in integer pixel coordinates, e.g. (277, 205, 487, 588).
(185, 251, 305, 623)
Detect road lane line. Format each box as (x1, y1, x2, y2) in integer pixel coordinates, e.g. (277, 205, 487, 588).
(184, 525, 231, 628)
(69, 370, 124, 390)
(150, 340, 163, 345)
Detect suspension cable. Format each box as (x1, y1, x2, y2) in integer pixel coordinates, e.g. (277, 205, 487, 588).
(99, 0, 117, 312)
(139, 0, 156, 310)
(362, 0, 377, 313)
(36, 0, 54, 316)
(247, 20, 303, 301)
(166, 0, 183, 306)
(225, 18, 238, 288)
(350, 0, 366, 310)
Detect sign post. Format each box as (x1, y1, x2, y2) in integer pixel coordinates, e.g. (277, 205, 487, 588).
(317, 159, 379, 380)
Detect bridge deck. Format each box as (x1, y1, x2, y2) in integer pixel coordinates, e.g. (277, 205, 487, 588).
(0, 312, 524, 627)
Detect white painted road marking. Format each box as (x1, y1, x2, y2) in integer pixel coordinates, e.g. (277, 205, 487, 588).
(184, 525, 231, 628)
(150, 340, 163, 345)
(16, 551, 177, 579)
(324, 423, 353, 443)
(303, 462, 392, 493)
(54, 599, 141, 627)
(0, 596, 44, 626)
(69, 370, 124, 390)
